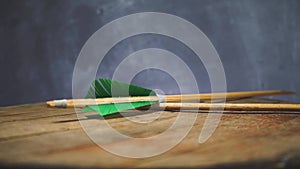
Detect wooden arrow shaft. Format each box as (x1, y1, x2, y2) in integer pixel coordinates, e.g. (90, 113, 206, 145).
(47, 90, 294, 107)
(164, 90, 294, 102)
(160, 103, 300, 112)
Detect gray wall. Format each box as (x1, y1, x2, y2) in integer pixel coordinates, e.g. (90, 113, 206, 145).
(1, 0, 299, 106)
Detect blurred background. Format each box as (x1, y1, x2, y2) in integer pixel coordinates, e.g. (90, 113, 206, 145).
(1, 0, 299, 106)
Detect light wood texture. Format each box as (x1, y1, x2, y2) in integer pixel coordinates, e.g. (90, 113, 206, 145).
(1, 98, 300, 168)
(46, 90, 294, 107)
(164, 90, 295, 102)
(160, 103, 300, 112)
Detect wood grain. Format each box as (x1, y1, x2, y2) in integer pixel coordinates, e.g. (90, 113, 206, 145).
(0, 98, 300, 168)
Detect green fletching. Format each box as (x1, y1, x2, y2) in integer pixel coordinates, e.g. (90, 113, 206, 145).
(84, 78, 157, 116)
(85, 78, 155, 98)
(82, 101, 158, 116)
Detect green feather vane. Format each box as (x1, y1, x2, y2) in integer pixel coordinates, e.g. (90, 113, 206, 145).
(82, 101, 158, 116)
(83, 78, 158, 116)
(85, 78, 155, 98)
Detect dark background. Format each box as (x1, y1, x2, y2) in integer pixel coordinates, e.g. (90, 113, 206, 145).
(1, 0, 299, 106)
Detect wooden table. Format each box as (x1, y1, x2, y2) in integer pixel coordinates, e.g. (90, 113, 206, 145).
(0, 98, 300, 168)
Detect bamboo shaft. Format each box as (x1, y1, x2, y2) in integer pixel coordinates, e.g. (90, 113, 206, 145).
(160, 103, 300, 111)
(46, 90, 295, 107)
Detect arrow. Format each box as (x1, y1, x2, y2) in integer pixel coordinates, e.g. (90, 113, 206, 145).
(47, 78, 297, 116)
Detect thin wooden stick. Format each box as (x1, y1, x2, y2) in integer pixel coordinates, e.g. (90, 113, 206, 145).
(159, 103, 300, 112)
(165, 90, 294, 102)
(46, 96, 159, 108)
(46, 90, 295, 107)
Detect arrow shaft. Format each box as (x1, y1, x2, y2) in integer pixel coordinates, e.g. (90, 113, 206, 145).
(160, 103, 300, 112)
(165, 90, 294, 102)
(47, 90, 294, 107)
